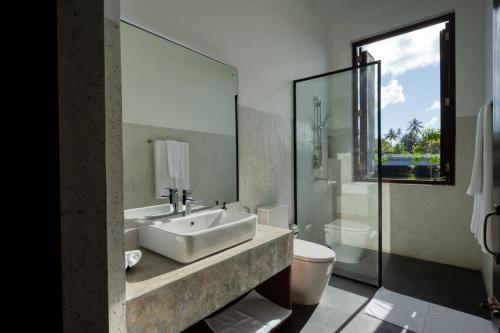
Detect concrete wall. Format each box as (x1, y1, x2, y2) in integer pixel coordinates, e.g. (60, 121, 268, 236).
(121, 0, 333, 221)
(58, 0, 126, 331)
(320, 0, 485, 269)
(482, 0, 494, 297)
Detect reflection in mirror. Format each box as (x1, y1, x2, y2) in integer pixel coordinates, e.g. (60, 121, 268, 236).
(121, 21, 238, 216)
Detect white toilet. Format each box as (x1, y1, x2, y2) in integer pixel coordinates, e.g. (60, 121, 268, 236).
(324, 219, 371, 264)
(257, 203, 336, 305)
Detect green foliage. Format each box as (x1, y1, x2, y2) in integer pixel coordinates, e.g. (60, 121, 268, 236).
(428, 154, 440, 165)
(400, 133, 419, 153)
(411, 154, 422, 163)
(392, 142, 406, 154)
(381, 119, 441, 156)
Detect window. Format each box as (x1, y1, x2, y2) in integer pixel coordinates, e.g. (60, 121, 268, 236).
(353, 14, 455, 184)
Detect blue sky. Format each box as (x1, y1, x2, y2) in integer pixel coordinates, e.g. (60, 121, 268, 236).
(363, 22, 446, 136)
(380, 65, 440, 135)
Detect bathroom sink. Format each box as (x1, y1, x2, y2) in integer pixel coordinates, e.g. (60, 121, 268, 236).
(138, 209, 257, 263)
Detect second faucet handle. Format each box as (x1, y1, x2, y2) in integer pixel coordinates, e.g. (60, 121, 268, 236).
(182, 189, 192, 205)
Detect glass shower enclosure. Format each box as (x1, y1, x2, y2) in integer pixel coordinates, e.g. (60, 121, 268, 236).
(293, 62, 382, 286)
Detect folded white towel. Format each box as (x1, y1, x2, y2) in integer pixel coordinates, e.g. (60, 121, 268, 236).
(425, 303, 495, 333)
(364, 287, 429, 332)
(364, 288, 495, 333)
(125, 250, 142, 269)
(205, 290, 291, 333)
(466, 103, 493, 253)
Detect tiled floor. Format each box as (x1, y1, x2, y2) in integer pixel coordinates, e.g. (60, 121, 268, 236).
(278, 253, 489, 333)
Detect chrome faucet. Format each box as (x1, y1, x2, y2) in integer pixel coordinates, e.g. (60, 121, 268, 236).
(182, 190, 201, 215)
(162, 188, 180, 213)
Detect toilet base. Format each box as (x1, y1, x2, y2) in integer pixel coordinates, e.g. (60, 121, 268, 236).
(291, 257, 335, 305)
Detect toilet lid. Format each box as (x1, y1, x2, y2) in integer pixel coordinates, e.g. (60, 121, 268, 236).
(294, 239, 336, 263)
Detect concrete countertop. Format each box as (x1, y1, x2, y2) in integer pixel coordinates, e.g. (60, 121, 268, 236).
(126, 223, 293, 332)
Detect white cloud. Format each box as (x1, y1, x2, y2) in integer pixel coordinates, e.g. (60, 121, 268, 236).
(426, 100, 440, 111)
(364, 23, 446, 77)
(381, 79, 405, 109)
(425, 116, 440, 127)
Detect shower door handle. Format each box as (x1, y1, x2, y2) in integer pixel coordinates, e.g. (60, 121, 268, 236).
(483, 204, 500, 264)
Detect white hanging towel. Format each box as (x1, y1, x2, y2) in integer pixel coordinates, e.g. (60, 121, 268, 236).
(177, 141, 190, 191)
(166, 140, 181, 183)
(166, 140, 190, 191)
(466, 102, 493, 253)
(154, 140, 176, 199)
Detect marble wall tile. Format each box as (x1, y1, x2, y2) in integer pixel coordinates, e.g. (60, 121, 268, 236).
(387, 115, 482, 269)
(238, 106, 294, 222)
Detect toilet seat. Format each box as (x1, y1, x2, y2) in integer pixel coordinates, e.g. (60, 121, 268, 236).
(293, 239, 336, 263)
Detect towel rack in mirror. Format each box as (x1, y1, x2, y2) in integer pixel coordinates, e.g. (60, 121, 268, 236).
(147, 138, 188, 143)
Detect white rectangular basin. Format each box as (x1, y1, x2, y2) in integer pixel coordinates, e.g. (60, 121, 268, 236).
(138, 209, 257, 263)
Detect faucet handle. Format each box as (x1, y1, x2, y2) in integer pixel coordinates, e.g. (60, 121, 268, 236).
(182, 189, 193, 205)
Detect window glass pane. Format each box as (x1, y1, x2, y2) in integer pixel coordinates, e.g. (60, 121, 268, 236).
(360, 22, 448, 181)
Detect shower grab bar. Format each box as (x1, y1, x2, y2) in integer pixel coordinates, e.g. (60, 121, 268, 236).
(314, 177, 335, 182)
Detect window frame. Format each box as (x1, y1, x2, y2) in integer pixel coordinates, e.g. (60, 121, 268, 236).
(352, 13, 456, 185)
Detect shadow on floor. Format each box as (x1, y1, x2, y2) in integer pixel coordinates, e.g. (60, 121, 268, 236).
(277, 303, 318, 332)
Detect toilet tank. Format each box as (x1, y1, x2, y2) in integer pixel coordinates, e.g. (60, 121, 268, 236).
(257, 203, 289, 229)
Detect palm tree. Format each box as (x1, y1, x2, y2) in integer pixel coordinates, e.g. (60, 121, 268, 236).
(384, 128, 400, 145)
(401, 133, 418, 153)
(407, 118, 424, 137)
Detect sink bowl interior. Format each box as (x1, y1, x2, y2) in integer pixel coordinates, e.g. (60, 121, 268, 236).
(151, 209, 255, 235)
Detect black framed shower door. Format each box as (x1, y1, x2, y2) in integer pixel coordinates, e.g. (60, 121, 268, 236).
(293, 62, 382, 287)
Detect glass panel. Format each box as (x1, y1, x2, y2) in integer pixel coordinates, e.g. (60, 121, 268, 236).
(295, 63, 381, 286)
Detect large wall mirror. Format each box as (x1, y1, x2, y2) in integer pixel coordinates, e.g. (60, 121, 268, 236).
(121, 21, 238, 212)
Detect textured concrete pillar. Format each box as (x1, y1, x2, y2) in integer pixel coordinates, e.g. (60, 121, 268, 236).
(57, 0, 125, 331)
